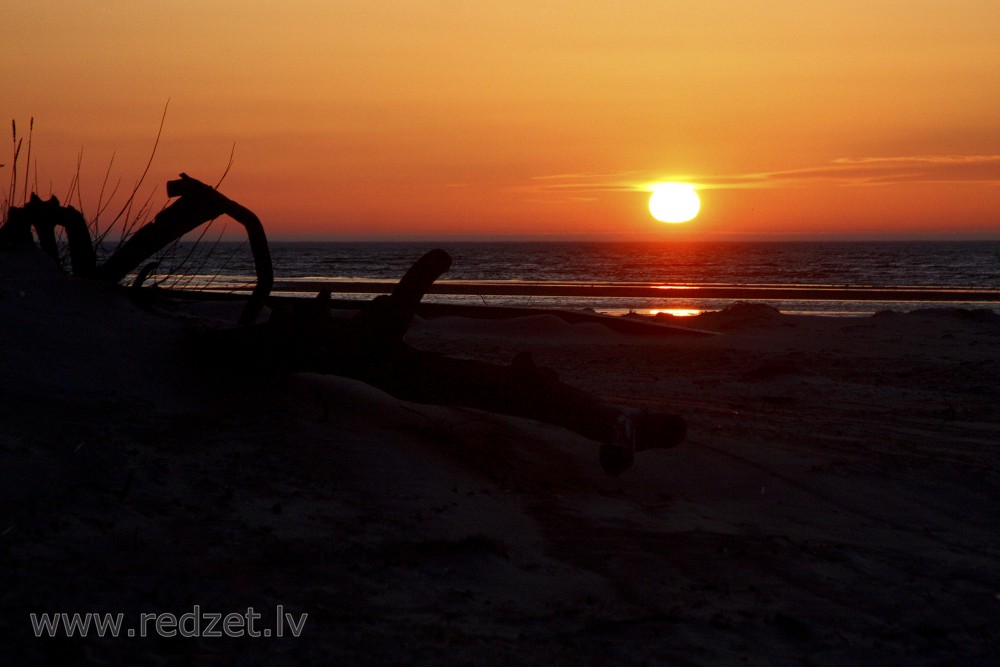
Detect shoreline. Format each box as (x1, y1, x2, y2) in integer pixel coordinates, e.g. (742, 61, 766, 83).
(153, 279, 1000, 319)
(186, 278, 1000, 302)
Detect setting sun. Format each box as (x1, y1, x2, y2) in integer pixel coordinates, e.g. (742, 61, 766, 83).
(648, 183, 701, 223)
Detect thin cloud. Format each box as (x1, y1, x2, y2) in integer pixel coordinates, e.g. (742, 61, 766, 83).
(526, 171, 641, 196)
(528, 156, 1000, 195)
(702, 155, 1000, 189)
(522, 171, 641, 201)
(530, 171, 642, 182)
(832, 155, 1000, 165)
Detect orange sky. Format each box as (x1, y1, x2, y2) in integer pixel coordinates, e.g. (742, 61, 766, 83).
(4, 1, 999, 239)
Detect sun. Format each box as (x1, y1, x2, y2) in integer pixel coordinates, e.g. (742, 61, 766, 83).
(648, 183, 700, 223)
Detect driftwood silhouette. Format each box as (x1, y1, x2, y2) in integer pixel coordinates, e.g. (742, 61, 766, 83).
(94, 174, 272, 325)
(200, 247, 685, 474)
(0, 194, 97, 278)
(1, 176, 685, 473)
(0, 174, 272, 325)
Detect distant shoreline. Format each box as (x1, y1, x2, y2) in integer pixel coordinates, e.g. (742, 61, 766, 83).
(262, 235, 1000, 243)
(132, 240, 1000, 316)
(203, 279, 1000, 304)
(155, 279, 1000, 319)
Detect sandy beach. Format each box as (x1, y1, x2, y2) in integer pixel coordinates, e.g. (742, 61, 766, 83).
(2, 246, 999, 665)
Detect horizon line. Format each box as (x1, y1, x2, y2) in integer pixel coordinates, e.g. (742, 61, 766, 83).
(258, 231, 1000, 243)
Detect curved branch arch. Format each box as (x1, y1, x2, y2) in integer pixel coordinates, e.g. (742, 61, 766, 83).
(93, 174, 273, 325)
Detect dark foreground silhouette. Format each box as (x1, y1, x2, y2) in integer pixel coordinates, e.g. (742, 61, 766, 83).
(1, 175, 686, 473)
(197, 247, 686, 474)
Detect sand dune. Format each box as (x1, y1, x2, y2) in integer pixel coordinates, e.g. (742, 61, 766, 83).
(2, 247, 998, 665)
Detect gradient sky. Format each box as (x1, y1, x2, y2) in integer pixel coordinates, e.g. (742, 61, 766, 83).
(4, 0, 999, 239)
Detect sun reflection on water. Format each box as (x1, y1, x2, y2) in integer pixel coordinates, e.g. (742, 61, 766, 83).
(646, 307, 702, 317)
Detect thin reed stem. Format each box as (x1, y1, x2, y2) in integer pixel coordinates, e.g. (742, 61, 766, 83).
(107, 99, 169, 238)
(20, 118, 33, 205)
(92, 152, 116, 235)
(8, 119, 22, 214)
(215, 143, 236, 188)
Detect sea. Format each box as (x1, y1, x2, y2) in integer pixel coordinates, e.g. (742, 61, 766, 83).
(138, 240, 1000, 317)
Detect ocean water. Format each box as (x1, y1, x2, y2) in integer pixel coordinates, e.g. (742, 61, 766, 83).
(139, 240, 1000, 316)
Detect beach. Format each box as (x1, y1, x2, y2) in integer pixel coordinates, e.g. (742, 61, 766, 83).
(2, 246, 999, 665)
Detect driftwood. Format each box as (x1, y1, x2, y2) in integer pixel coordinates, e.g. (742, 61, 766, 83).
(0, 174, 273, 325)
(0, 194, 97, 277)
(1, 177, 685, 474)
(93, 174, 272, 326)
(200, 248, 685, 475)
